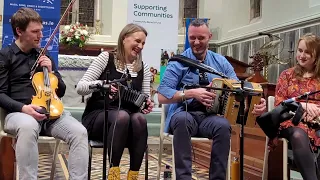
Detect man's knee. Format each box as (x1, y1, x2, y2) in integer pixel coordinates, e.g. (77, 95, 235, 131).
(171, 112, 194, 127)
(216, 118, 231, 133)
(170, 111, 197, 135)
(204, 116, 231, 138)
(71, 123, 88, 141)
(5, 113, 40, 138)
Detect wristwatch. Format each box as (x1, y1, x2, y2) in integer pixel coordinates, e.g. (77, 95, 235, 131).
(179, 91, 185, 101)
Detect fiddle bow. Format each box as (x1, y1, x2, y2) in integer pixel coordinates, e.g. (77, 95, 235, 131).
(30, 0, 77, 119)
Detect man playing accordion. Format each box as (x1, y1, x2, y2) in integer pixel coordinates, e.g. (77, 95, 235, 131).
(157, 19, 267, 180)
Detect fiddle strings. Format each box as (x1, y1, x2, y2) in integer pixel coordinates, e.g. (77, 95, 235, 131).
(43, 67, 51, 114)
(30, 0, 77, 78)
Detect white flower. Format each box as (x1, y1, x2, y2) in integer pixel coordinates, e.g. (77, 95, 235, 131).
(81, 30, 88, 36)
(69, 29, 74, 33)
(75, 35, 79, 39)
(64, 25, 70, 31)
(66, 37, 71, 42)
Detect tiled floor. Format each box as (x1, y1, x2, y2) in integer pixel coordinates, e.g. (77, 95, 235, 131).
(39, 153, 209, 180)
(37, 136, 209, 180)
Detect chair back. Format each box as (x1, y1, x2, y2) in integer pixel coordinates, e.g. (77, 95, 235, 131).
(268, 96, 275, 111)
(160, 104, 170, 135)
(0, 108, 7, 131)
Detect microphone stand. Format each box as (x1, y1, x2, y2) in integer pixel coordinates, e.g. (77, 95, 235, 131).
(89, 71, 110, 180)
(185, 81, 260, 180)
(89, 72, 130, 180)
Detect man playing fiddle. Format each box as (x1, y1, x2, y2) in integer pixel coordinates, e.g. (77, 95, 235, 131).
(0, 7, 88, 179)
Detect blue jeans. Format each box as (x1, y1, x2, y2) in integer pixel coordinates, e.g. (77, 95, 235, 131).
(4, 111, 89, 180)
(169, 111, 231, 180)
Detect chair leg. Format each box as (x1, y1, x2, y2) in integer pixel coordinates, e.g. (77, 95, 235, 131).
(145, 145, 148, 180)
(262, 136, 269, 180)
(171, 140, 176, 180)
(88, 146, 93, 180)
(50, 139, 61, 180)
(281, 138, 288, 180)
(157, 135, 164, 180)
(226, 144, 231, 180)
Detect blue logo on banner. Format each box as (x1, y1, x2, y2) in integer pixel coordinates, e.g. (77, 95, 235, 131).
(2, 0, 60, 66)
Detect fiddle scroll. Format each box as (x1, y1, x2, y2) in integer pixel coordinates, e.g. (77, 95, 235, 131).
(30, 0, 76, 119)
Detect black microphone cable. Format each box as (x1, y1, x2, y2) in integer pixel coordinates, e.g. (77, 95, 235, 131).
(181, 84, 200, 179)
(108, 69, 127, 168)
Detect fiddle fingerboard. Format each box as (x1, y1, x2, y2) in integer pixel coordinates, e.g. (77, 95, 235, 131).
(43, 67, 50, 87)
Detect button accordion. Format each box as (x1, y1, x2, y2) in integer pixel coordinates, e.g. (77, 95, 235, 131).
(112, 83, 149, 113)
(206, 78, 263, 128)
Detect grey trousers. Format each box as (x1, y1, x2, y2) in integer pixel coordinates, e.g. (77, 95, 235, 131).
(4, 110, 89, 180)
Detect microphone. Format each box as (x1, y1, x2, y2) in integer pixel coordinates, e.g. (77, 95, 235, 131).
(169, 55, 229, 79)
(282, 92, 312, 104)
(126, 68, 132, 88)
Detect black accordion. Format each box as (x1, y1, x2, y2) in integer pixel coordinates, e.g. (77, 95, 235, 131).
(256, 101, 303, 139)
(112, 83, 149, 113)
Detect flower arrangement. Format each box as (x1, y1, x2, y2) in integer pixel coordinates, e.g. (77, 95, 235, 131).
(60, 22, 91, 48)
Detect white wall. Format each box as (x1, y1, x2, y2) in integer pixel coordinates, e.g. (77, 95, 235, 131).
(198, 0, 223, 41)
(207, 0, 320, 44)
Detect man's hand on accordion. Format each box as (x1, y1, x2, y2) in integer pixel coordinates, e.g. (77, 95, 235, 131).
(141, 99, 153, 114)
(193, 85, 216, 107)
(252, 98, 267, 116)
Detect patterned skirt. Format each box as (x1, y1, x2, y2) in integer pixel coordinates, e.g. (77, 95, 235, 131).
(268, 120, 320, 151)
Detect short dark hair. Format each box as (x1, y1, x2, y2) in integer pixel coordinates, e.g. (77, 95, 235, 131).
(11, 7, 42, 37)
(189, 19, 209, 28)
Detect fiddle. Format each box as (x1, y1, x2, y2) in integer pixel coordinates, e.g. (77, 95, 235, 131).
(29, 0, 76, 119)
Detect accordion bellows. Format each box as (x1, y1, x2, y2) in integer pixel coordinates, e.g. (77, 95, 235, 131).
(207, 78, 263, 127)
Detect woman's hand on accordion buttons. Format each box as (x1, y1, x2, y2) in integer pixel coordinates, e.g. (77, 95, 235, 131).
(108, 84, 118, 100)
(142, 99, 153, 114)
(302, 112, 315, 122)
(252, 98, 267, 116)
(301, 102, 320, 119)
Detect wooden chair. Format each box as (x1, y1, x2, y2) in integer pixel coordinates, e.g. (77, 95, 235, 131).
(0, 108, 61, 180)
(157, 105, 231, 180)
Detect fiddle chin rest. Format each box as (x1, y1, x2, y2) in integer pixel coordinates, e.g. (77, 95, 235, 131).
(36, 107, 49, 116)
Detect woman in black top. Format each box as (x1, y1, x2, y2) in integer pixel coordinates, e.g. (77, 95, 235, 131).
(77, 23, 153, 180)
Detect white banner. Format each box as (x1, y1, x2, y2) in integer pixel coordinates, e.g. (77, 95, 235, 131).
(127, 0, 179, 71)
(127, 0, 179, 108)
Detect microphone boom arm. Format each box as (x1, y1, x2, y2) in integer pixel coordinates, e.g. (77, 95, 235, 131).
(169, 55, 229, 79)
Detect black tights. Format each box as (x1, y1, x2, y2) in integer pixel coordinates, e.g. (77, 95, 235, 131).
(280, 127, 319, 180)
(90, 110, 148, 171)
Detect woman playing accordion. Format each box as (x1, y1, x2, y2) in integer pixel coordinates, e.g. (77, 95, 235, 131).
(76, 23, 153, 180)
(271, 33, 320, 180)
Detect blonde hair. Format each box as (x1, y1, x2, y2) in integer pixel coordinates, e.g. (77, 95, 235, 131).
(294, 33, 320, 79)
(115, 23, 148, 72)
